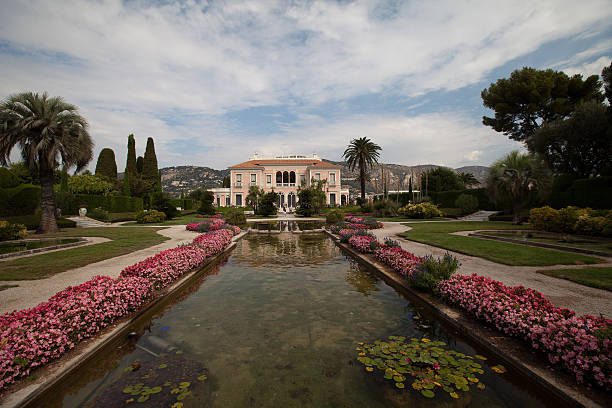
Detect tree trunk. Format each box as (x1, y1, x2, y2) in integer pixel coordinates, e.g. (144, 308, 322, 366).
(359, 158, 366, 200)
(37, 158, 59, 234)
(512, 203, 521, 225)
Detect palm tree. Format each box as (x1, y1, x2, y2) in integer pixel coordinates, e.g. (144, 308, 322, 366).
(342, 137, 381, 200)
(0, 92, 93, 233)
(458, 172, 479, 188)
(486, 151, 551, 224)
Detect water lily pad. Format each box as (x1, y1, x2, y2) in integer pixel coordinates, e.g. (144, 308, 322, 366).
(137, 394, 150, 403)
(492, 365, 507, 374)
(150, 386, 162, 394)
(158, 363, 168, 369)
(475, 355, 487, 360)
(198, 374, 208, 381)
(450, 391, 459, 399)
(179, 381, 191, 388)
(176, 350, 184, 355)
(395, 382, 405, 389)
(421, 389, 435, 398)
(177, 390, 191, 400)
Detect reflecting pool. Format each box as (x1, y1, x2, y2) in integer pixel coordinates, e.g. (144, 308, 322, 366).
(42, 234, 552, 407)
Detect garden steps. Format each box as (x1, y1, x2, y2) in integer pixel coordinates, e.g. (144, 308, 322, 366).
(67, 216, 111, 228)
(458, 210, 498, 221)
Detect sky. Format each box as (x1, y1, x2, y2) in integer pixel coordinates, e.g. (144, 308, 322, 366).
(1, 0, 611, 171)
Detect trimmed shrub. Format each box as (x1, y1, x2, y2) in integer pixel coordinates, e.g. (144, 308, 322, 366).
(135, 209, 166, 224)
(412, 253, 460, 293)
(558, 206, 588, 232)
(573, 216, 606, 236)
(326, 208, 344, 223)
(549, 176, 612, 209)
(398, 202, 442, 218)
(0, 168, 19, 189)
(68, 174, 114, 195)
(56, 193, 143, 215)
(454, 194, 478, 215)
(0, 188, 9, 216)
(5, 184, 40, 216)
(88, 207, 110, 222)
(529, 206, 562, 232)
(224, 207, 246, 225)
(0, 221, 27, 241)
(373, 199, 399, 218)
(0, 215, 76, 230)
(430, 188, 495, 211)
(94, 148, 118, 180)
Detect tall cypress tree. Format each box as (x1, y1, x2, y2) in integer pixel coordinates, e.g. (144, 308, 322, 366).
(125, 134, 137, 194)
(95, 148, 118, 180)
(122, 170, 131, 196)
(142, 137, 160, 192)
(136, 156, 144, 174)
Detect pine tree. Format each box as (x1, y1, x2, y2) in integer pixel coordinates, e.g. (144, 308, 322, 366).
(95, 148, 118, 180)
(142, 137, 160, 192)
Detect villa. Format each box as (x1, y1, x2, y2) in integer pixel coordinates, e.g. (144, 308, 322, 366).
(210, 153, 349, 209)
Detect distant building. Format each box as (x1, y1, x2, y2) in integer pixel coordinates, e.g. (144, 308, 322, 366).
(210, 153, 349, 209)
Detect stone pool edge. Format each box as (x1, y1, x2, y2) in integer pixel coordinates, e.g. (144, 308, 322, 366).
(324, 230, 609, 408)
(3, 230, 247, 408)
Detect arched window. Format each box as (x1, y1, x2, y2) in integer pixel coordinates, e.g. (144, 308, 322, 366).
(283, 171, 289, 184)
(289, 171, 296, 185)
(276, 171, 282, 184)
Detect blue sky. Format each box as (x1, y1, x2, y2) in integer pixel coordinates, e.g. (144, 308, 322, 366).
(1, 0, 611, 171)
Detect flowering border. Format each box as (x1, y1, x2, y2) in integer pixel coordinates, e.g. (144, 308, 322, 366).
(0, 225, 241, 391)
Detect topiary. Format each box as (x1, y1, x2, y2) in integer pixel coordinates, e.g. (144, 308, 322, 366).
(528, 206, 562, 232)
(94, 148, 118, 180)
(135, 209, 166, 224)
(224, 207, 246, 226)
(0, 167, 20, 188)
(326, 208, 344, 223)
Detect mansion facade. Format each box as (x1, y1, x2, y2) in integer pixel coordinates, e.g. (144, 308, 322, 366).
(210, 153, 349, 209)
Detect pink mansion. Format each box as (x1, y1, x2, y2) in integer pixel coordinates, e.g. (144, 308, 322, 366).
(211, 153, 349, 209)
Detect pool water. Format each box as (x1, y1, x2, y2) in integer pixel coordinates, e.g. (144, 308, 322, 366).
(0, 238, 81, 255)
(46, 234, 550, 407)
(250, 221, 325, 231)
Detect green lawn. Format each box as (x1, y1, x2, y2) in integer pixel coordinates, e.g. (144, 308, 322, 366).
(0, 227, 169, 280)
(123, 213, 204, 226)
(399, 221, 603, 266)
(376, 217, 452, 222)
(537, 267, 612, 291)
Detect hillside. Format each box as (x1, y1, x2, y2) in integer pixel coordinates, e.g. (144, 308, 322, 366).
(160, 163, 488, 197)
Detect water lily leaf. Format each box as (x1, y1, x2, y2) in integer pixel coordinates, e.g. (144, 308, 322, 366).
(475, 354, 487, 360)
(365, 367, 374, 372)
(492, 365, 507, 374)
(198, 374, 208, 381)
(137, 395, 149, 403)
(477, 383, 486, 390)
(421, 389, 435, 398)
(443, 386, 453, 393)
(395, 382, 405, 389)
(450, 391, 459, 399)
(171, 388, 181, 394)
(158, 363, 167, 369)
(179, 381, 191, 388)
(176, 350, 184, 355)
(164, 381, 171, 386)
(150, 386, 162, 394)
(123, 386, 132, 394)
(177, 390, 192, 401)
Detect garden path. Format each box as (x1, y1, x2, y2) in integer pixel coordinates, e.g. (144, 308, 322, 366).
(372, 222, 612, 318)
(0, 225, 198, 316)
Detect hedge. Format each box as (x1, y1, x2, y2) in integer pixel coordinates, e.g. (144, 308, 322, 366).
(56, 193, 143, 215)
(430, 188, 496, 211)
(549, 176, 612, 209)
(170, 198, 195, 210)
(0, 215, 76, 230)
(0, 184, 41, 216)
(0, 168, 20, 189)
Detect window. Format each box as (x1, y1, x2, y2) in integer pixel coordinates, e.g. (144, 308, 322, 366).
(216, 196, 220, 207)
(289, 171, 296, 185)
(276, 171, 282, 184)
(236, 194, 242, 206)
(236, 174, 242, 186)
(266, 174, 272, 184)
(315, 173, 321, 181)
(283, 171, 289, 184)
(330, 193, 336, 205)
(226, 196, 230, 206)
(330, 173, 336, 185)
(251, 174, 256, 182)
(300, 174, 306, 185)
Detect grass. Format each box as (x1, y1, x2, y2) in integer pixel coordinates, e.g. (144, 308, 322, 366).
(537, 267, 612, 291)
(0, 284, 19, 291)
(482, 231, 612, 254)
(0, 227, 169, 281)
(123, 213, 204, 226)
(376, 217, 452, 222)
(399, 221, 603, 266)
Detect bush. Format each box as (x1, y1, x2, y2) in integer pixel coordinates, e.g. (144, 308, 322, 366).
(68, 174, 115, 195)
(135, 209, 166, 224)
(398, 202, 443, 218)
(152, 192, 179, 220)
(0, 215, 76, 230)
(455, 194, 478, 215)
(558, 206, 588, 232)
(55, 193, 143, 215)
(529, 206, 562, 232)
(224, 207, 246, 225)
(412, 253, 460, 293)
(373, 199, 399, 218)
(88, 207, 110, 222)
(439, 208, 462, 218)
(5, 184, 40, 216)
(326, 208, 344, 223)
(198, 191, 215, 215)
(0, 220, 27, 241)
(0, 168, 20, 189)
(430, 188, 496, 211)
(573, 216, 606, 236)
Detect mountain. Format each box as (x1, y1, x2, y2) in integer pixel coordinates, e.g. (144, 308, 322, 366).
(160, 163, 488, 197)
(161, 166, 229, 196)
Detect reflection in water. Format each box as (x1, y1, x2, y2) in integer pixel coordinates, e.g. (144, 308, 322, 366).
(344, 260, 380, 296)
(251, 221, 324, 231)
(42, 235, 548, 408)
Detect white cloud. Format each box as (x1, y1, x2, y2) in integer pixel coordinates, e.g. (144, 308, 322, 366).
(561, 56, 611, 78)
(0, 0, 609, 171)
(464, 150, 483, 162)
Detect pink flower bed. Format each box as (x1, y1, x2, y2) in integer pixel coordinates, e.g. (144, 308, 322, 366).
(374, 245, 422, 277)
(438, 274, 612, 389)
(344, 216, 383, 229)
(186, 218, 227, 232)
(348, 235, 377, 253)
(0, 227, 240, 391)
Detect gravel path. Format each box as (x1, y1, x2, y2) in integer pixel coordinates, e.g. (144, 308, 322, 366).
(372, 222, 612, 318)
(0, 225, 198, 315)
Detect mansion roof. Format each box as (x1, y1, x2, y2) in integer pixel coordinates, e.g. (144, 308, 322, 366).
(229, 159, 342, 169)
